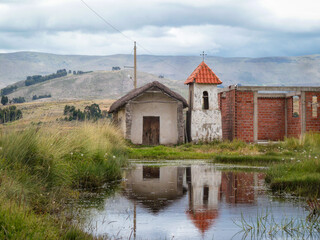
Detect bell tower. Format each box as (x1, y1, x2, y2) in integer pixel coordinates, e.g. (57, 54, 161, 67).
(185, 60, 223, 142)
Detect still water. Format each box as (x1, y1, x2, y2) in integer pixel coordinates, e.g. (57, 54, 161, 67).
(74, 161, 310, 240)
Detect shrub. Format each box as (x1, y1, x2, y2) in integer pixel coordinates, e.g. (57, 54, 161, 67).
(64, 104, 104, 121)
(32, 94, 52, 100)
(0, 106, 22, 124)
(11, 97, 25, 104)
(25, 69, 67, 86)
(1, 96, 8, 105)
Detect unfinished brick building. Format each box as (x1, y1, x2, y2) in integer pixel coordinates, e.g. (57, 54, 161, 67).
(218, 86, 320, 142)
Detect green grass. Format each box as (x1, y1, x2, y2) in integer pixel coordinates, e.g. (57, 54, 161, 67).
(0, 121, 127, 239)
(212, 154, 283, 165)
(266, 158, 320, 196)
(128, 133, 320, 197)
(127, 145, 216, 159)
(0, 197, 93, 240)
(265, 133, 320, 196)
(127, 139, 258, 160)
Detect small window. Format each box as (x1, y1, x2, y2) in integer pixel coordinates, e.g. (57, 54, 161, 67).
(203, 91, 209, 110)
(312, 96, 318, 118)
(292, 96, 300, 117)
(203, 186, 209, 205)
(143, 166, 160, 179)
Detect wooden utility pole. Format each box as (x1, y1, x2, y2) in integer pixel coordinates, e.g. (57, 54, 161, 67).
(134, 41, 137, 89)
(124, 42, 137, 89)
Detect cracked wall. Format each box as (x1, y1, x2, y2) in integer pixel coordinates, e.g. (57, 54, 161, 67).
(190, 83, 222, 142)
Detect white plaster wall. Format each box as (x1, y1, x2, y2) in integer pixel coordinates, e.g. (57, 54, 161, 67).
(190, 83, 222, 141)
(192, 83, 219, 110)
(117, 108, 126, 137)
(190, 165, 221, 209)
(130, 92, 179, 144)
(124, 164, 184, 199)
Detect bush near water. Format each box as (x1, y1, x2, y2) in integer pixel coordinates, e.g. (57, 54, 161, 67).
(0, 121, 127, 239)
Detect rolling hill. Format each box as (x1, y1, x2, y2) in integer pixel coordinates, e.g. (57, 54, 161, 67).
(1, 51, 320, 100)
(5, 70, 186, 101)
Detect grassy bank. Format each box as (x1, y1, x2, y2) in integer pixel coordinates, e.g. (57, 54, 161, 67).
(0, 121, 127, 239)
(266, 133, 320, 196)
(128, 140, 258, 160)
(128, 139, 291, 162)
(128, 134, 320, 196)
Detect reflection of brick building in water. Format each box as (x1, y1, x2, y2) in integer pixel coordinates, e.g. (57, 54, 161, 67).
(186, 165, 221, 234)
(220, 172, 265, 204)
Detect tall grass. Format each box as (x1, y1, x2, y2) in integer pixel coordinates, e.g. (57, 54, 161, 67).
(0, 121, 127, 238)
(234, 209, 320, 239)
(213, 154, 283, 165)
(266, 133, 320, 196)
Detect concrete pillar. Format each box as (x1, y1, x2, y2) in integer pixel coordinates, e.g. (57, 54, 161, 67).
(125, 102, 132, 140)
(301, 91, 306, 136)
(253, 91, 258, 142)
(285, 98, 288, 138)
(177, 102, 184, 144)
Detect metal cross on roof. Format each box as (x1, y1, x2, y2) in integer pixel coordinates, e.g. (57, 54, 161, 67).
(200, 51, 207, 61)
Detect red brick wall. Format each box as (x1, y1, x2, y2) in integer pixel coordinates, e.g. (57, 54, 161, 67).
(219, 90, 236, 141)
(221, 172, 255, 204)
(235, 91, 254, 142)
(306, 92, 320, 132)
(287, 97, 301, 138)
(258, 98, 285, 141)
(219, 90, 320, 142)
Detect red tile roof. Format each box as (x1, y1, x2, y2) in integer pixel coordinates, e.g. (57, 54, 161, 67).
(185, 61, 222, 85)
(186, 209, 219, 234)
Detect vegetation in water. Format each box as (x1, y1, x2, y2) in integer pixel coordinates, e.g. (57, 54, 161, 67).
(0, 121, 127, 239)
(265, 133, 320, 197)
(234, 209, 320, 239)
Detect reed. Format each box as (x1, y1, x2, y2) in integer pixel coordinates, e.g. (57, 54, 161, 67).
(234, 209, 320, 239)
(0, 121, 127, 239)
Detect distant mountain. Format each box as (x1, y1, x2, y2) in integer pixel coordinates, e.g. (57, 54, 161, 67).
(1, 51, 320, 91)
(5, 70, 186, 101)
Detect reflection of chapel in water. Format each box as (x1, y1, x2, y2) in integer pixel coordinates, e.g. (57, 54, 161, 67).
(124, 165, 187, 213)
(186, 165, 221, 234)
(124, 165, 264, 234)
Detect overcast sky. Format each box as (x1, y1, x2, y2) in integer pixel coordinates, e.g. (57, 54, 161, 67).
(0, 0, 320, 57)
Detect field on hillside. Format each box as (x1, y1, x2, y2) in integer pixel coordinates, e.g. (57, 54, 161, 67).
(0, 99, 114, 130)
(5, 70, 187, 102)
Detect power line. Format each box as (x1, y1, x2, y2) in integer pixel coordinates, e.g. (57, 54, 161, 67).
(80, 0, 133, 43)
(79, 0, 190, 78)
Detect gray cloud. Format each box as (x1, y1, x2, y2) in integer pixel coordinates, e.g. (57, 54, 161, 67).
(0, 0, 319, 57)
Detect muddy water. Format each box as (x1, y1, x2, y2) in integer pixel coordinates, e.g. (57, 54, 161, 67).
(75, 161, 309, 240)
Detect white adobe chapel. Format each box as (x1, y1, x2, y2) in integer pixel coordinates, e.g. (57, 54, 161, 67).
(109, 61, 223, 145)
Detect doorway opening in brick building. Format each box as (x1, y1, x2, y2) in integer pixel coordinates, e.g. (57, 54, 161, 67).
(143, 116, 160, 145)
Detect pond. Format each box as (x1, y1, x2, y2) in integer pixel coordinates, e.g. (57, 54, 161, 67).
(73, 161, 314, 240)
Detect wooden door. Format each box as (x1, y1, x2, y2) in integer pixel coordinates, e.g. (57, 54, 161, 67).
(143, 116, 160, 145)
